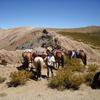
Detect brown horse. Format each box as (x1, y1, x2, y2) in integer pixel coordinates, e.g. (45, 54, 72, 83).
(21, 51, 33, 70)
(32, 51, 47, 60)
(67, 49, 87, 66)
(53, 49, 64, 69)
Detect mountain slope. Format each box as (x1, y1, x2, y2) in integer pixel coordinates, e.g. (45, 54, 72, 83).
(0, 26, 100, 64)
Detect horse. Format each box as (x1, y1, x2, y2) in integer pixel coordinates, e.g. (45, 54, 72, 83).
(91, 71, 100, 89)
(53, 49, 64, 69)
(66, 49, 87, 66)
(33, 56, 45, 80)
(32, 51, 47, 60)
(21, 50, 33, 70)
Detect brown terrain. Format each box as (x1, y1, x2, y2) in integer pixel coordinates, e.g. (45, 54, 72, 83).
(0, 26, 100, 100)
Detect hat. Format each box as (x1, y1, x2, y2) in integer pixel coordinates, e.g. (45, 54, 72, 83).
(47, 47, 52, 52)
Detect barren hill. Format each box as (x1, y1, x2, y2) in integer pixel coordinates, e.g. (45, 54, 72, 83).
(0, 26, 100, 64)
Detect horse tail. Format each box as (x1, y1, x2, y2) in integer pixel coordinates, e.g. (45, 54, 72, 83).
(36, 60, 41, 78)
(83, 53, 87, 65)
(61, 55, 64, 68)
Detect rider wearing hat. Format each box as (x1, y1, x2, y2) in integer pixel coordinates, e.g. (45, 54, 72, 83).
(44, 46, 55, 78)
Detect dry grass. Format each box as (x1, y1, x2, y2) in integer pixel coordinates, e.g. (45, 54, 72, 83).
(0, 76, 6, 83)
(8, 70, 32, 87)
(58, 31, 100, 48)
(49, 56, 99, 90)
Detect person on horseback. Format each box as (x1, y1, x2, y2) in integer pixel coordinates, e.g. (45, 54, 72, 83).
(44, 47, 55, 78)
(42, 29, 51, 39)
(53, 38, 61, 50)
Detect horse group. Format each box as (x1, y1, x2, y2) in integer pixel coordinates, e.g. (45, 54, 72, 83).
(21, 49, 64, 80)
(21, 48, 87, 80)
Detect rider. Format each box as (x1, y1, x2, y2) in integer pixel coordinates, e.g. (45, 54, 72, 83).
(53, 38, 61, 50)
(44, 47, 55, 78)
(42, 29, 49, 38)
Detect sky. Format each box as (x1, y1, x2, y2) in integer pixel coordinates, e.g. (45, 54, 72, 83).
(0, 0, 100, 28)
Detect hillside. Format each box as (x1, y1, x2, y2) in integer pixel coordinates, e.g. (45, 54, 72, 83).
(0, 26, 100, 100)
(0, 26, 100, 64)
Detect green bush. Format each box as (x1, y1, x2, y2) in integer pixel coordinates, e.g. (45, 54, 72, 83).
(8, 70, 32, 87)
(49, 67, 85, 90)
(0, 76, 6, 83)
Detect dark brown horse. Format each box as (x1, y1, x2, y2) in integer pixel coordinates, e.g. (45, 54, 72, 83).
(53, 49, 64, 69)
(66, 50, 87, 65)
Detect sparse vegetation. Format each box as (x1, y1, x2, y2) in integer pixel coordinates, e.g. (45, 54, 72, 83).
(84, 72, 95, 85)
(87, 64, 98, 72)
(8, 70, 32, 87)
(0, 93, 7, 97)
(49, 67, 85, 90)
(49, 57, 85, 90)
(84, 64, 99, 85)
(58, 31, 100, 49)
(49, 56, 99, 90)
(0, 76, 6, 83)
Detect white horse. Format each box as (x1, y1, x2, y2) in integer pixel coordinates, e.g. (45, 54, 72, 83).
(34, 56, 45, 80)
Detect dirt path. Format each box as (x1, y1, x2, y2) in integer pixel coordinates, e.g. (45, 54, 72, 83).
(0, 78, 100, 100)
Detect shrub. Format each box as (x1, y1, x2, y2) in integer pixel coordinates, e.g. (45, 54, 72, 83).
(87, 64, 98, 72)
(8, 70, 32, 87)
(66, 73, 85, 90)
(49, 68, 72, 90)
(49, 68, 85, 90)
(84, 72, 96, 85)
(0, 60, 7, 65)
(0, 76, 6, 83)
(64, 56, 84, 72)
(49, 56, 99, 90)
(69, 65, 84, 72)
(64, 56, 82, 67)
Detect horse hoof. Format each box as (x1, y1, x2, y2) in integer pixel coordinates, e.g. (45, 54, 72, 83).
(38, 78, 41, 81)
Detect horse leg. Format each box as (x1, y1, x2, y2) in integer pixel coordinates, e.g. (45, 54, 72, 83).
(37, 67, 41, 80)
(50, 66, 54, 77)
(61, 55, 64, 68)
(47, 66, 50, 78)
(57, 61, 60, 69)
(82, 56, 87, 66)
(55, 60, 58, 69)
(23, 62, 29, 70)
